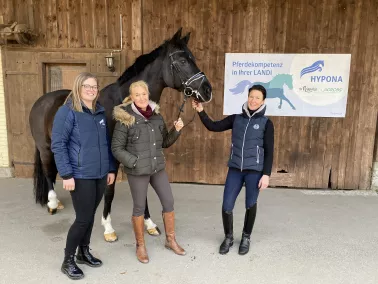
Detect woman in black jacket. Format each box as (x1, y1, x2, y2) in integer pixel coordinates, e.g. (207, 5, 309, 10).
(192, 84, 274, 256)
(111, 80, 185, 264)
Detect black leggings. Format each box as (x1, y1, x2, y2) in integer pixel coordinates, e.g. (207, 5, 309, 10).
(65, 177, 106, 255)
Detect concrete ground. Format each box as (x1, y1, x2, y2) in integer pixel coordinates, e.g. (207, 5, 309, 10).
(1, 178, 378, 284)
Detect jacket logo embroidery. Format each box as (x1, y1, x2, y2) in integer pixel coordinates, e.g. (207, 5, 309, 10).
(253, 124, 259, 130)
(99, 119, 105, 126)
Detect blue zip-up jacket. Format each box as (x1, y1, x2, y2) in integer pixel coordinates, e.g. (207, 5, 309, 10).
(229, 105, 268, 171)
(51, 100, 116, 180)
(198, 103, 274, 175)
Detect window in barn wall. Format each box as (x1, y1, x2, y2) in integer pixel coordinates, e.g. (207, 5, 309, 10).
(44, 64, 86, 93)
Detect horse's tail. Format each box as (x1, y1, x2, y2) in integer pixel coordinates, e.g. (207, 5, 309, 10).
(33, 147, 48, 206)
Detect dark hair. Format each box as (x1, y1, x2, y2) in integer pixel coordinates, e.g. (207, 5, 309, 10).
(248, 84, 266, 100)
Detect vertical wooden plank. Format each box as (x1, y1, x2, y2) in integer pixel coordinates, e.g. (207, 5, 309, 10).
(46, 0, 58, 47)
(81, 0, 94, 48)
(260, 0, 275, 53)
(73, 0, 83, 48)
(132, 0, 142, 51)
(107, 0, 119, 49)
(57, 0, 68, 48)
(357, 0, 378, 189)
(338, 0, 363, 189)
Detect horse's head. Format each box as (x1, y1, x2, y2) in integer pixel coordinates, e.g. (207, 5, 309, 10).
(274, 74, 294, 90)
(162, 28, 212, 103)
(286, 74, 294, 90)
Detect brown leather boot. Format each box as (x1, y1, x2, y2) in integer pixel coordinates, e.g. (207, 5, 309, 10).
(132, 216, 149, 263)
(163, 211, 186, 256)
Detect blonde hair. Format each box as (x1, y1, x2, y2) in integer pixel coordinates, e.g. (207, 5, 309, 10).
(64, 72, 99, 112)
(122, 80, 150, 104)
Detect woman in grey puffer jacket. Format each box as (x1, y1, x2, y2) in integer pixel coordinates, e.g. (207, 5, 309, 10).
(111, 80, 186, 264)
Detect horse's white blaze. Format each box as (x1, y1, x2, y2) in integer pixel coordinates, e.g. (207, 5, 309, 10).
(101, 215, 115, 234)
(144, 218, 157, 229)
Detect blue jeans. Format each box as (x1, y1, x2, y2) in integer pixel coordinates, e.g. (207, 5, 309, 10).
(222, 168, 262, 212)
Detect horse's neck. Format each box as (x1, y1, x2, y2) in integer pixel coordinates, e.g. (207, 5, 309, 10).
(120, 60, 167, 103)
(269, 75, 284, 88)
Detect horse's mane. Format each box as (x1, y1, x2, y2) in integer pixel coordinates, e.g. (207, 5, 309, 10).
(117, 35, 189, 87)
(117, 42, 168, 86)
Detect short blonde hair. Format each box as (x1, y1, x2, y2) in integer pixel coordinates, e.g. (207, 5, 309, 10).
(129, 80, 149, 95)
(122, 80, 150, 104)
(64, 72, 99, 112)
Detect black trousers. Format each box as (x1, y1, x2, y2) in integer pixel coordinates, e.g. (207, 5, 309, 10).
(65, 177, 106, 255)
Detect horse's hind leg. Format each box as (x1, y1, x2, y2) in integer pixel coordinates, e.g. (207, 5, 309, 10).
(36, 147, 59, 214)
(144, 198, 161, 236)
(278, 98, 283, 109)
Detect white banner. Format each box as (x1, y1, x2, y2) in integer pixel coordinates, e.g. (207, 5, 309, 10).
(223, 53, 351, 117)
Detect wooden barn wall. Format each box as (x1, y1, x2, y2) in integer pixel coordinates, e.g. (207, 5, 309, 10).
(142, 0, 378, 189)
(0, 0, 142, 50)
(1, 0, 378, 189)
(0, 0, 143, 177)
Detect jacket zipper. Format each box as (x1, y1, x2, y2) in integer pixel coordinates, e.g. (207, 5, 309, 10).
(257, 145, 260, 164)
(241, 118, 251, 171)
(231, 144, 233, 159)
(78, 149, 81, 167)
(94, 115, 102, 175)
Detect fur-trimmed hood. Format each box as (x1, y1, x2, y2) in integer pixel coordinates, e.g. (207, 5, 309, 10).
(113, 96, 160, 127)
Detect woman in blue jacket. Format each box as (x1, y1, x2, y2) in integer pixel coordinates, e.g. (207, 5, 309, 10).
(192, 85, 274, 256)
(51, 72, 116, 280)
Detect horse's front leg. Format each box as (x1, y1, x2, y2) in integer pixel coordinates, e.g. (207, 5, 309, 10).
(144, 198, 161, 236)
(102, 179, 118, 242)
(278, 97, 283, 109)
(46, 177, 59, 214)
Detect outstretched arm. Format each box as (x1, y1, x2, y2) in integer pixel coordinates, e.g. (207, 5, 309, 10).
(192, 100, 235, 132)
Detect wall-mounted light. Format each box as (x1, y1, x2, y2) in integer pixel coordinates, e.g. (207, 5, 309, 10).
(105, 53, 115, 72)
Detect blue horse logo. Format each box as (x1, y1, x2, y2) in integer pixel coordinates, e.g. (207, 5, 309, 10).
(229, 74, 296, 110)
(300, 60, 324, 78)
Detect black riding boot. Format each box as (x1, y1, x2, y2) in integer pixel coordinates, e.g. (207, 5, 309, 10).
(76, 246, 103, 267)
(219, 210, 234, 255)
(239, 204, 257, 255)
(61, 250, 84, 280)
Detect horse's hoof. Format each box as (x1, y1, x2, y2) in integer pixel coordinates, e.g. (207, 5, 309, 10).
(57, 201, 64, 210)
(104, 232, 118, 242)
(47, 207, 57, 215)
(147, 226, 161, 236)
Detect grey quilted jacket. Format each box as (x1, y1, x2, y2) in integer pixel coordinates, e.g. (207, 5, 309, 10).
(111, 100, 180, 176)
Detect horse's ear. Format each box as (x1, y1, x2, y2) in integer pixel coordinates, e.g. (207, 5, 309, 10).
(181, 32, 191, 45)
(171, 27, 183, 43)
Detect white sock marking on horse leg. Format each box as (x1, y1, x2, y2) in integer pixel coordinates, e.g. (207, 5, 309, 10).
(101, 215, 115, 234)
(144, 218, 157, 229)
(47, 190, 58, 209)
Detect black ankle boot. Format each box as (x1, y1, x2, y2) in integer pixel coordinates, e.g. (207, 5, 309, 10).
(61, 252, 84, 280)
(76, 246, 102, 267)
(239, 232, 251, 255)
(238, 204, 257, 255)
(219, 210, 233, 255)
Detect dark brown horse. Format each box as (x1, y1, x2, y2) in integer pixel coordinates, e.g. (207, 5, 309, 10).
(29, 28, 212, 241)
